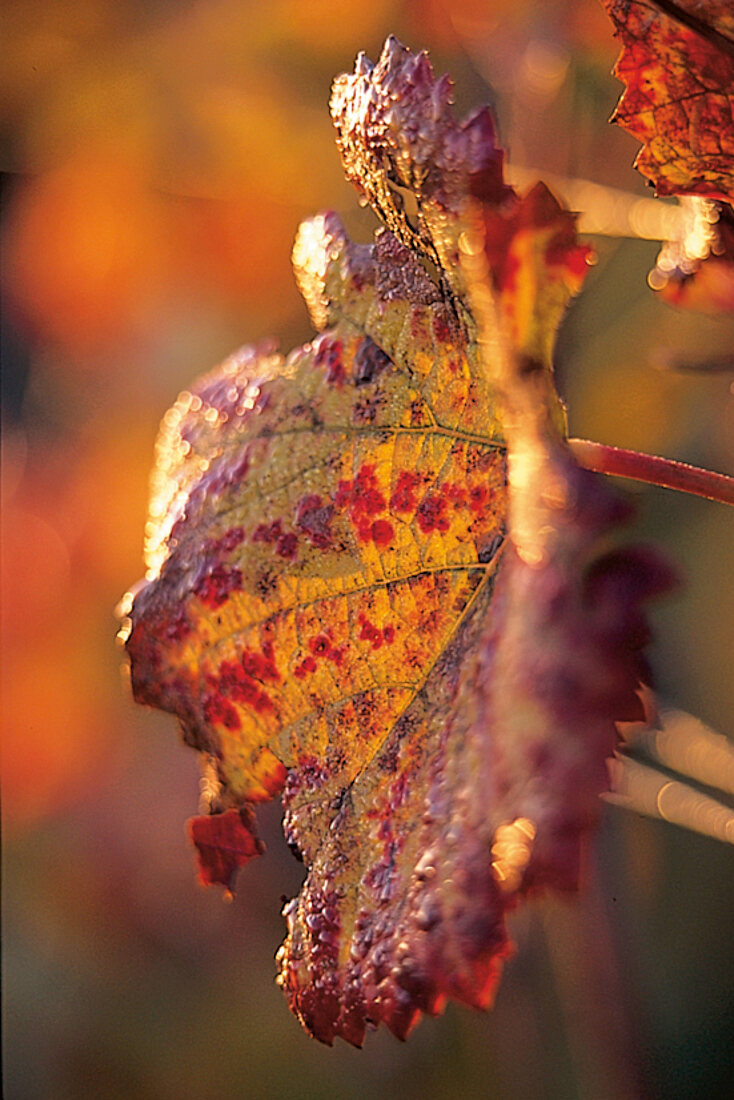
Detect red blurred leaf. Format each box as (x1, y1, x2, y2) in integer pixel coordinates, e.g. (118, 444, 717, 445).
(125, 39, 671, 1044)
(188, 808, 264, 894)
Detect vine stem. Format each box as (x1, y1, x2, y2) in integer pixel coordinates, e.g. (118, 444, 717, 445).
(569, 438, 734, 506)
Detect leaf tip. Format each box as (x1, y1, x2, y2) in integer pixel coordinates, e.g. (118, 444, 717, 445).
(188, 807, 264, 895)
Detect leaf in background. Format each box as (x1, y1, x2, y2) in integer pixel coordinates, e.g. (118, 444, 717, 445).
(125, 38, 670, 1044)
(600, 0, 734, 204)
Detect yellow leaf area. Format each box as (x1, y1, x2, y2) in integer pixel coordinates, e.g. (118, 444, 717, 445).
(129, 212, 505, 804)
(601, 0, 734, 203)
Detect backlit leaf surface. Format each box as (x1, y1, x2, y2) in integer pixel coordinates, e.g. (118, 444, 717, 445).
(125, 38, 669, 1044)
(601, 0, 734, 203)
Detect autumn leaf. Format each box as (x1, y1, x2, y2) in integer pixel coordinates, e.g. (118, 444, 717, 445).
(600, 0, 734, 204)
(124, 38, 670, 1044)
(188, 806, 264, 894)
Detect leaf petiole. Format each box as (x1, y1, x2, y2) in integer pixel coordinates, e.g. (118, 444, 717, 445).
(569, 438, 734, 506)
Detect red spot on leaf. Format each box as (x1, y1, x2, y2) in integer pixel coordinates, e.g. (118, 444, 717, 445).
(188, 807, 264, 894)
(211, 526, 246, 553)
(252, 521, 298, 560)
(304, 632, 345, 668)
(469, 484, 488, 513)
(296, 493, 334, 550)
(194, 564, 243, 608)
(362, 489, 386, 516)
(443, 482, 467, 509)
(216, 659, 274, 714)
(203, 692, 242, 730)
(309, 633, 331, 656)
(355, 463, 378, 491)
(276, 531, 299, 559)
(336, 464, 395, 545)
(253, 520, 283, 543)
(358, 615, 389, 650)
(417, 493, 450, 534)
(353, 469, 386, 516)
(294, 655, 318, 679)
(241, 642, 280, 683)
(390, 471, 419, 512)
(370, 518, 394, 547)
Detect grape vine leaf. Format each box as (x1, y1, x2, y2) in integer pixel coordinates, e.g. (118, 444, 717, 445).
(123, 38, 671, 1045)
(601, 0, 734, 204)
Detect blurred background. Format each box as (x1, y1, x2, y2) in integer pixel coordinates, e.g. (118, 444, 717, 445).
(2, 2, 733, 1097)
